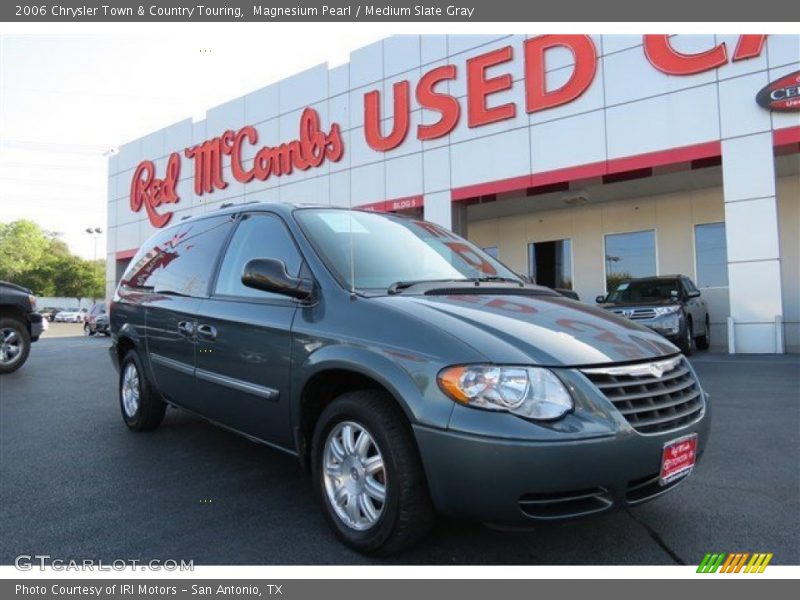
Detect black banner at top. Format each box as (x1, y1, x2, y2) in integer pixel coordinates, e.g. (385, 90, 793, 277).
(3, 0, 799, 22)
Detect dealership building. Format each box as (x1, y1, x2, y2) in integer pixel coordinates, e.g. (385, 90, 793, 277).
(106, 34, 800, 354)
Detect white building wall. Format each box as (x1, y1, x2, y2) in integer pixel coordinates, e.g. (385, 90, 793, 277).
(107, 34, 800, 353)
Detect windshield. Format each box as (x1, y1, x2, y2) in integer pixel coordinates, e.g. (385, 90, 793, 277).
(607, 279, 680, 303)
(295, 209, 520, 291)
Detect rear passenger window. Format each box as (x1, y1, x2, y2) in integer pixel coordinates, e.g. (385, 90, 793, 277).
(122, 216, 234, 297)
(214, 213, 302, 299)
(154, 216, 234, 297)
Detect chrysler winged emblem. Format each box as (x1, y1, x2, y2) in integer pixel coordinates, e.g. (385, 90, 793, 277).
(649, 363, 665, 378)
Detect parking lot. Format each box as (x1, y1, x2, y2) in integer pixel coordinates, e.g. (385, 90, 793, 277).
(1, 324, 797, 565)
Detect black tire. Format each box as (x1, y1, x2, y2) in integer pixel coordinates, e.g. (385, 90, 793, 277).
(0, 317, 31, 375)
(678, 316, 694, 356)
(119, 349, 166, 431)
(84, 324, 95, 336)
(311, 390, 435, 556)
(696, 316, 711, 350)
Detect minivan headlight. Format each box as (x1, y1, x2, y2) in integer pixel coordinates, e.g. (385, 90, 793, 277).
(437, 365, 573, 420)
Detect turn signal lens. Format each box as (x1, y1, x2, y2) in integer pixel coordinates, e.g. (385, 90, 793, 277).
(28, 295, 37, 310)
(437, 365, 573, 420)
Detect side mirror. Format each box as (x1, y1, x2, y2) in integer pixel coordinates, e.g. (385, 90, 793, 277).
(242, 258, 313, 301)
(595, 295, 606, 304)
(688, 290, 701, 298)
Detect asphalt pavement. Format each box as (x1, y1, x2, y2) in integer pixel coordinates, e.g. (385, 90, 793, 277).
(1, 325, 797, 565)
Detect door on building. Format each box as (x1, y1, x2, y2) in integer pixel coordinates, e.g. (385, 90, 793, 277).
(528, 239, 573, 290)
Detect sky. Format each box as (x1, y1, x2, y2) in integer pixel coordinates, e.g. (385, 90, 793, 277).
(0, 29, 384, 259)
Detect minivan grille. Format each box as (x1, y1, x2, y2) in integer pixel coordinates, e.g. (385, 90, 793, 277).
(611, 307, 657, 320)
(581, 357, 703, 434)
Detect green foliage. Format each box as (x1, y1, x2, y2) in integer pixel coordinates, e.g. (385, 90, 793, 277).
(0, 220, 105, 300)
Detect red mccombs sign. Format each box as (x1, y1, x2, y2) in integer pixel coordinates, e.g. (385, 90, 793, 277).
(130, 34, 768, 227)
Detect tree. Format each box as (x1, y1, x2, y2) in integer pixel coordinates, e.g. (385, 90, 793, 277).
(1, 219, 106, 300)
(0, 220, 51, 281)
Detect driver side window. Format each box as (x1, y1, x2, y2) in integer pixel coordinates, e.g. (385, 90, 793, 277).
(214, 213, 303, 299)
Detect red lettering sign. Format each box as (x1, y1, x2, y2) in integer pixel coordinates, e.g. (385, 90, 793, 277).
(644, 34, 766, 75)
(525, 35, 597, 113)
(129, 152, 181, 228)
(466, 45, 516, 127)
(416, 65, 460, 140)
(364, 81, 410, 151)
(186, 107, 343, 195)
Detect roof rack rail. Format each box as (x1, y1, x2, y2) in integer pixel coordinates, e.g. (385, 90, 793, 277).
(180, 215, 193, 221)
(219, 202, 235, 209)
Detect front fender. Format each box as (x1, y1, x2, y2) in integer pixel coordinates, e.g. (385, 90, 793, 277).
(290, 342, 456, 434)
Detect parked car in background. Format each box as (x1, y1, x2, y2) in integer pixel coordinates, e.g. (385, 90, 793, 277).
(0, 281, 45, 374)
(84, 304, 109, 336)
(596, 275, 710, 355)
(110, 204, 710, 555)
(54, 309, 86, 323)
(38, 307, 63, 322)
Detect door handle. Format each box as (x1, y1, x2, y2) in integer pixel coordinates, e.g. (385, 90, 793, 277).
(177, 320, 195, 337)
(196, 324, 217, 341)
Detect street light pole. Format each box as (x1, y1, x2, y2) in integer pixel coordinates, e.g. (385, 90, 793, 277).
(85, 227, 103, 303)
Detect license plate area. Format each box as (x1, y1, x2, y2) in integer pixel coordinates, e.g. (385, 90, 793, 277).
(660, 433, 697, 486)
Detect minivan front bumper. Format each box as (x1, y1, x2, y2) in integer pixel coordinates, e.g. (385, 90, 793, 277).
(413, 404, 710, 524)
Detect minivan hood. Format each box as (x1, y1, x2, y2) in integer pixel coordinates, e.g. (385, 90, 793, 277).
(375, 292, 677, 367)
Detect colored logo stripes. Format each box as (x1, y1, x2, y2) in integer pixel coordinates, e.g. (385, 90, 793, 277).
(697, 552, 773, 573)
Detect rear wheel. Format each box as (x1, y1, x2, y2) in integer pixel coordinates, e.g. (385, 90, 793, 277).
(311, 390, 434, 555)
(696, 316, 711, 350)
(119, 350, 166, 431)
(0, 318, 31, 374)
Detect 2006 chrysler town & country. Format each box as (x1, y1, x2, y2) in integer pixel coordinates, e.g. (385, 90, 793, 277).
(110, 203, 710, 555)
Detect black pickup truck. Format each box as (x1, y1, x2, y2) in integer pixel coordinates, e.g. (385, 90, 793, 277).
(0, 281, 44, 374)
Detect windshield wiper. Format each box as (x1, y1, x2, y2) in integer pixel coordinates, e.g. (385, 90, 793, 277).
(387, 276, 522, 295)
(466, 276, 523, 285)
(387, 279, 465, 295)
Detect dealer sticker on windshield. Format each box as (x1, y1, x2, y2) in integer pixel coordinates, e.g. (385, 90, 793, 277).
(660, 433, 698, 486)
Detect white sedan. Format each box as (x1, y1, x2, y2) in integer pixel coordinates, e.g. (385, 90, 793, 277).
(54, 310, 86, 323)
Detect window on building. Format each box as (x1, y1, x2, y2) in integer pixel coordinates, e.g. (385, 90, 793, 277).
(482, 246, 498, 258)
(694, 222, 728, 287)
(604, 230, 656, 291)
(149, 216, 235, 297)
(528, 239, 573, 289)
(215, 213, 303, 299)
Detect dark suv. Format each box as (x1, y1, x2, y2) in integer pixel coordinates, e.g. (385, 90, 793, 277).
(1, 281, 45, 374)
(596, 276, 710, 355)
(110, 204, 710, 555)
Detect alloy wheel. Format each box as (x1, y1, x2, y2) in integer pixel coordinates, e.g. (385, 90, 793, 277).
(322, 421, 387, 531)
(0, 328, 22, 366)
(121, 362, 141, 418)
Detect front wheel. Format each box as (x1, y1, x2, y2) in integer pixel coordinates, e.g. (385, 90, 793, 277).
(696, 316, 711, 350)
(678, 317, 694, 356)
(0, 318, 31, 374)
(119, 350, 166, 431)
(311, 390, 434, 555)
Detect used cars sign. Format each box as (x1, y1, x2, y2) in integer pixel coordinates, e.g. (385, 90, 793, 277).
(756, 70, 800, 112)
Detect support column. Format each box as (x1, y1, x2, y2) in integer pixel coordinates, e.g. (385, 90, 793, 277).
(423, 191, 455, 230)
(721, 132, 784, 353)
